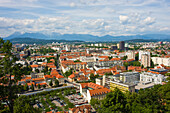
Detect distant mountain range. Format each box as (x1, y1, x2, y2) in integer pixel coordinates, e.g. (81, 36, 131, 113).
(3, 32, 170, 42)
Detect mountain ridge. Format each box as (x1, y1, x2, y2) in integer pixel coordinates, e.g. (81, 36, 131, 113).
(4, 32, 170, 42)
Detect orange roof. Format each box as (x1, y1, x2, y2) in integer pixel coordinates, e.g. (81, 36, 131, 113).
(110, 58, 120, 61)
(55, 74, 64, 79)
(51, 69, 59, 75)
(49, 65, 56, 68)
(44, 75, 53, 79)
(89, 87, 110, 96)
(50, 59, 55, 62)
(80, 82, 104, 89)
(20, 54, 25, 57)
(148, 71, 160, 74)
(36, 83, 47, 86)
(27, 82, 35, 86)
(68, 74, 75, 79)
(30, 65, 39, 68)
(69, 105, 91, 113)
(32, 78, 45, 81)
(98, 56, 109, 58)
(41, 62, 47, 65)
(25, 77, 31, 80)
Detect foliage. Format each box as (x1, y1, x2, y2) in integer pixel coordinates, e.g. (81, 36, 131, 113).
(135, 53, 139, 61)
(122, 55, 127, 60)
(13, 96, 41, 113)
(64, 69, 73, 77)
(165, 73, 170, 76)
(0, 39, 25, 113)
(22, 65, 32, 75)
(74, 60, 81, 62)
(38, 47, 56, 55)
(24, 83, 29, 91)
(55, 79, 59, 87)
(31, 84, 34, 91)
(150, 59, 154, 68)
(91, 80, 170, 113)
(43, 85, 46, 89)
(37, 84, 41, 89)
(90, 73, 99, 83)
(49, 80, 53, 87)
(108, 56, 113, 60)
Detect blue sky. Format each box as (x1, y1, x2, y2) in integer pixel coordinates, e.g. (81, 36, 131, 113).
(0, 0, 170, 37)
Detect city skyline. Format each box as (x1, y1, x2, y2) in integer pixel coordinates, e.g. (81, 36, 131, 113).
(0, 0, 170, 37)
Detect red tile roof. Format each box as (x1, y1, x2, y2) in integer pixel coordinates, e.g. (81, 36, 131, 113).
(80, 82, 104, 89)
(89, 87, 110, 96)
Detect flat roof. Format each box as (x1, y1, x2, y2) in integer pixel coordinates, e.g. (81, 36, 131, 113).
(135, 82, 155, 90)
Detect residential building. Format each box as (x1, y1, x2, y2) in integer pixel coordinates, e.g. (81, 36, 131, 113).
(69, 105, 92, 113)
(80, 82, 110, 103)
(120, 72, 140, 84)
(109, 81, 135, 93)
(140, 72, 165, 84)
(127, 51, 135, 60)
(151, 57, 170, 66)
(141, 54, 150, 67)
(139, 51, 150, 60)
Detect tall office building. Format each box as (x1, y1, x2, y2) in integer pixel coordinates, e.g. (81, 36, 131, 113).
(119, 41, 125, 50)
(141, 54, 150, 67)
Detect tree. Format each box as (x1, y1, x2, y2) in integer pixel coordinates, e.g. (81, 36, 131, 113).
(100, 88, 127, 113)
(14, 95, 41, 113)
(0, 39, 24, 113)
(64, 69, 73, 77)
(55, 79, 59, 87)
(35, 69, 39, 73)
(31, 84, 34, 91)
(122, 55, 127, 60)
(90, 73, 95, 83)
(123, 62, 129, 70)
(24, 83, 29, 91)
(49, 80, 53, 87)
(43, 84, 46, 89)
(150, 59, 154, 68)
(37, 84, 41, 89)
(135, 53, 139, 61)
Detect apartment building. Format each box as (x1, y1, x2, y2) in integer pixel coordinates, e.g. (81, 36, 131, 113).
(109, 81, 135, 93)
(141, 54, 150, 67)
(80, 82, 110, 103)
(120, 72, 140, 84)
(140, 72, 165, 84)
(151, 57, 170, 66)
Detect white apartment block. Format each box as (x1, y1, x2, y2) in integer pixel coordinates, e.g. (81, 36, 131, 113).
(140, 72, 165, 84)
(151, 57, 170, 66)
(139, 51, 150, 60)
(126, 51, 135, 60)
(141, 54, 150, 67)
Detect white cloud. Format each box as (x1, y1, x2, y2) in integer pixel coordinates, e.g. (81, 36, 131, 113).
(143, 17, 155, 25)
(119, 15, 129, 24)
(70, 2, 76, 7)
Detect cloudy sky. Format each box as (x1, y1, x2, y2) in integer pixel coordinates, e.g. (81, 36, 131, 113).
(0, 0, 170, 37)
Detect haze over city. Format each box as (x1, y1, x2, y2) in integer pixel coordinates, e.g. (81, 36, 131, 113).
(0, 0, 170, 38)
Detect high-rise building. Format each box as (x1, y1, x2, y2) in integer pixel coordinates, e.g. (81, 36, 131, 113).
(127, 51, 135, 60)
(111, 46, 117, 50)
(141, 54, 150, 67)
(139, 51, 150, 60)
(119, 41, 125, 50)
